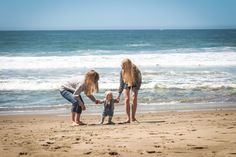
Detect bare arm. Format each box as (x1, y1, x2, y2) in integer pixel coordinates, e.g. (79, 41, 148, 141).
(114, 99, 119, 103)
(73, 85, 85, 105)
(118, 70, 125, 98)
(87, 94, 97, 103)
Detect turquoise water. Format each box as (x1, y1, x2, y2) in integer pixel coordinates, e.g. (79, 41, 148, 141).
(0, 30, 236, 114)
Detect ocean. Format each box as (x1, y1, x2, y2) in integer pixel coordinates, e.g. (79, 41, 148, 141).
(0, 30, 236, 115)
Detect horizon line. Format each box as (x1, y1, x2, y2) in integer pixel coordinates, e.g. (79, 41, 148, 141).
(0, 27, 236, 31)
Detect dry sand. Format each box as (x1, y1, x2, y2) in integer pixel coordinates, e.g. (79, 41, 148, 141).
(0, 109, 236, 157)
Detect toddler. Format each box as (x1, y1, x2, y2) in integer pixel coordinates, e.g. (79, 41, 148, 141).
(100, 91, 119, 124)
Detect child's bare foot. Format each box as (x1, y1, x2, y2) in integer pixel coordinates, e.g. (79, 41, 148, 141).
(108, 121, 115, 125)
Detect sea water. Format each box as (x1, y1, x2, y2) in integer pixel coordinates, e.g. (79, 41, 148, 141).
(0, 30, 236, 115)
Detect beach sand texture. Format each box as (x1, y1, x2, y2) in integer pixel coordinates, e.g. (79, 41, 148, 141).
(0, 110, 236, 157)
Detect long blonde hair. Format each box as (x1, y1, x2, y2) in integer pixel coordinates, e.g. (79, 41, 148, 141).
(84, 70, 99, 95)
(121, 58, 137, 86)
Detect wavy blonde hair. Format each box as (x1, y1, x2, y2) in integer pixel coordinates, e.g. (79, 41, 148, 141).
(84, 70, 99, 95)
(121, 58, 137, 86)
(105, 91, 113, 100)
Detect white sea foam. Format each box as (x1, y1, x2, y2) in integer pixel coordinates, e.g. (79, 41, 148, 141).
(1, 51, 236, 70)
(1, 78, 236, 91)
(126, 43, 152, 47)
(0, 78, 120, 91)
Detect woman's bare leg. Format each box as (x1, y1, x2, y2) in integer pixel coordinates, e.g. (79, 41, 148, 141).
(71, 112, 76, 122)
(124, 89, 131, 123)
(71, 112, 80, 126)
(76, 113, 81, 123)
(132, 90, 138, 121)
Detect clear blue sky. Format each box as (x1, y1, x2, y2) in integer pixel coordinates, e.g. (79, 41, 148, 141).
(0, 0, 236, 30)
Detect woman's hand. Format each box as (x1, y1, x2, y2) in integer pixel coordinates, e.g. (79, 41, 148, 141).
(80, 103, 86, 110)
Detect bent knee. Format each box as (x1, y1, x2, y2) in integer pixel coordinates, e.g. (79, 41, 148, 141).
(125, 97, 130, 102)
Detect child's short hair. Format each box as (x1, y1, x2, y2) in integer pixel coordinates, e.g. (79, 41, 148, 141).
(105, 91, 113, 99)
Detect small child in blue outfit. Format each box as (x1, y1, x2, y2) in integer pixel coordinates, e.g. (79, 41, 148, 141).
(99, 91, 119, 124)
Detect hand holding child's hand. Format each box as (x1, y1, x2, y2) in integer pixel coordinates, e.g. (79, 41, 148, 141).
(115, 97, 120, 103)
(96, 100, 102, 104)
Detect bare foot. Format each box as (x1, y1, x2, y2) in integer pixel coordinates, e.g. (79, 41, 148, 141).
(71, 122, 79, 126)
(132, 119, 139, 123)
(108, 121, 115, 125)
(132, 118, 138, 122)
(124, 119, 130, 123)
(77, 121, 86, 125)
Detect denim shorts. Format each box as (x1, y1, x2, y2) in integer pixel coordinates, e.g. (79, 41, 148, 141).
(60, 90, 84, 113)
(124, 83, 141, 91)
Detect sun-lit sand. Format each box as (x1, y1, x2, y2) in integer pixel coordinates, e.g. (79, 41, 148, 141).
(0, 109, 236, 157)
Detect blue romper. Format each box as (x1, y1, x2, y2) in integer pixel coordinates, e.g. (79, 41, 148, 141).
(102, 99, 115, 117)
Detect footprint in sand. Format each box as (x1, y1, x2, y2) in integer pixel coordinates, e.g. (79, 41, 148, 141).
(41, 144, 49, 147)
(149, 132, 158, 135)
(46, 141, 54, 144)
(191, 146, 207, 150)
(108, 151, 119, 155)
(146, 150, 156, 154)
(187, 144, 196, 147)
(154, 145, 161, 148)
(41, 141, 54, 147)
(19, 152, 28, 156)
(84, 151, 92, 155)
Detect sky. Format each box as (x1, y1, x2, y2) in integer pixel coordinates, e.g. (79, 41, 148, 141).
(0, 0, 236, 30)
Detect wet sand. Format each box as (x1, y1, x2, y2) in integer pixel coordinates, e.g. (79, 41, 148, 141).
(0, 109, 236, 157)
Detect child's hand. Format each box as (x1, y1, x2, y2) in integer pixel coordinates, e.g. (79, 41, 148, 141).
(115, 97, 120, 103)
(96, 100, 102, 104)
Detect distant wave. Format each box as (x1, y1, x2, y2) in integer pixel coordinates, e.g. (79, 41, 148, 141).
(1, 51, 236, 70)
(126, 43, 152, 47)
(1, 46, 236, 56)
(153, 84, 236, 91)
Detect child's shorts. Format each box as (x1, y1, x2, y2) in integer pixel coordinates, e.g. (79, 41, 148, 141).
(102, 109, 114, 117)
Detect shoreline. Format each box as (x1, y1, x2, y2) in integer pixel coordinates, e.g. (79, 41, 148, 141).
(1, 109, 236, 157)
(1, 102, 236, 116)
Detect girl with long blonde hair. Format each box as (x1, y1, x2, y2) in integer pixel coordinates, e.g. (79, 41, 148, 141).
(118, 58, 142, 123)
(60, 70, 100, 126)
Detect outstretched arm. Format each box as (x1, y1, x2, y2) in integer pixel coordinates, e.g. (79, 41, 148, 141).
(114, 99, 119, 103)
(87, 95, 97, 103)
(118, 70, 125, 98)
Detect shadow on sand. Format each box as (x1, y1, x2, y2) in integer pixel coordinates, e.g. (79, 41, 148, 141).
(86, 120, 166, 126)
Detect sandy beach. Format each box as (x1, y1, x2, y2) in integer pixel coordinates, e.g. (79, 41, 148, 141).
(0, 109, 236, 157)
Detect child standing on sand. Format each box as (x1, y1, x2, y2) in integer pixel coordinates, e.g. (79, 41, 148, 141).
(60, 70, 101, 126)
(99, 91, 119, 124)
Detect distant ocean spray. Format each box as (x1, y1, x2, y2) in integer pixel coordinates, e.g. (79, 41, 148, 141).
(0, 30, 236, 114)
